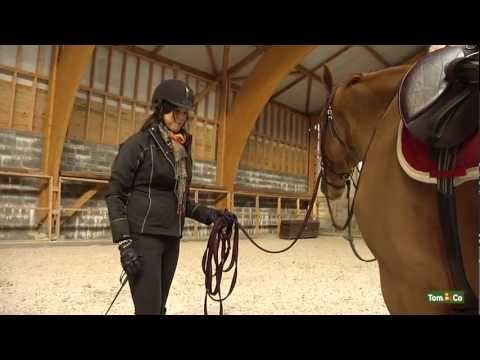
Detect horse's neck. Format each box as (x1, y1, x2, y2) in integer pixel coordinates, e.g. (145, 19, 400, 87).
(365, 65, 409, 107)
(349, 65, 409, 158)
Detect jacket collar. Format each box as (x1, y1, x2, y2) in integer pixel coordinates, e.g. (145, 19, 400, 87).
(147, 125, 193, 163)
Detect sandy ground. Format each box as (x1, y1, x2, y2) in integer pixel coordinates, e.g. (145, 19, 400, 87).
(0, 234, 389, 315)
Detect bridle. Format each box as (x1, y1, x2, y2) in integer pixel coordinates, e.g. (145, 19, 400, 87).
(319, 88, 377, 262)
(320, 91, 358, 191)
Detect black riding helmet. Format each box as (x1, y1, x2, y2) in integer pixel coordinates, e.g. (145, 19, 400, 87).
(151, 79, 195, 114)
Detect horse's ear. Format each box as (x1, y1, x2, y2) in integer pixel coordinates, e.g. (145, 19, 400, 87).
(346, 73, 364, 87)
(323, 65, 334, 93)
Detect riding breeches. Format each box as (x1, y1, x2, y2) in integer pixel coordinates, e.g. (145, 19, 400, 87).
(127, 233, 181, 315)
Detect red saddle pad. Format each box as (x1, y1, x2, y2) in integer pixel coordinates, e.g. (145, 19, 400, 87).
(399, 121, 479, 180)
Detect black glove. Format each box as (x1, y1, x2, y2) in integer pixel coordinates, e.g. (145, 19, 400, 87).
(210, 209, 237, 227)
(118, 237, 142, 278)
(222, 210, 237, 227)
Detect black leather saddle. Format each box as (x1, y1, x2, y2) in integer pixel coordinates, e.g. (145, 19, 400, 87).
(399, 45, 478, 149)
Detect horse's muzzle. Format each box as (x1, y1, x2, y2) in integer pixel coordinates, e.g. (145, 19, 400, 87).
(321, 177, 345, 200)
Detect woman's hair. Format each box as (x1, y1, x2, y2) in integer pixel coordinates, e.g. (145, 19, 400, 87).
(140, 100, 179, 132)
(140, 112, 160, 132)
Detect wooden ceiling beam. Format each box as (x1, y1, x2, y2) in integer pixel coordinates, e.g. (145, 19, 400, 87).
(272, 75, 307, 98)
(309, 45, 353, 73)
(228, 46, 269, 76)
(116, 45, 216, 81)
(363, 45, 390, 67)
(295, 64, 323, 84)
(205, 45, 219, 75)
(151, 45, 165, 55)
(273, 45, 353, 98)
(403, 47, 429, 65)
(305, 76, 313, 114)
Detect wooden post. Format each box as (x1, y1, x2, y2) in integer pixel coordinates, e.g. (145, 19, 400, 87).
(8, 70, 17, 129)
(277, 197, 282, 236)
(100, 96, 107, 144)
(30, 47, 41, 131)
(215, 45, 231, 209)
(194, 190, 199, 241)
(255, 194, 260, 235)
(105, 46, 112, 93)
(48, 176, 53, 241)
(36, 46, 58, 226)
(38, 46, 95, 235)
(55, 177, 62, 240)
(226, 191, 231, 212)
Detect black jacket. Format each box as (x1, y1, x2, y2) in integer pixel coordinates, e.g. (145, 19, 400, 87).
(105, 124, 218, 243)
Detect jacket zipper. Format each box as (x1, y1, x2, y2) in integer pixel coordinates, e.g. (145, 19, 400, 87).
(149, 129, 183, 237)
(140, 146, 154, 233)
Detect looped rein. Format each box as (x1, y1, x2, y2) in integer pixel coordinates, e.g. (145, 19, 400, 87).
(202, 166, 323, 315)
(202, 216, 239, 315)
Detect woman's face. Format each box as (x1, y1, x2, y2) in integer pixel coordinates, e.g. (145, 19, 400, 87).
(163, 109, 189, 133)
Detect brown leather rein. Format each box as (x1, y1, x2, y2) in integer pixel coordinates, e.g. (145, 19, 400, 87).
(202, 89, 380, 315)
(202, 158, 323, 315)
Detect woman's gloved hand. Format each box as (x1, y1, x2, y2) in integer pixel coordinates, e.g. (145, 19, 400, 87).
(118, 237, 142, 278)
(210, 208, 237, 227)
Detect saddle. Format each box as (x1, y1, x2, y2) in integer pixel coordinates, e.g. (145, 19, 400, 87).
(399, 45, 479, 149)
(398, 45, 479, 314)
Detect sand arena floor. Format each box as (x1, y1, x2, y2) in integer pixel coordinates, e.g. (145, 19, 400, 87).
(0, 234, 388, 315)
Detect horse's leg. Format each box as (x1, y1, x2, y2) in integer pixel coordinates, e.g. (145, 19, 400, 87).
(356, 170, 455, 314)
(376, 260, 452, 315)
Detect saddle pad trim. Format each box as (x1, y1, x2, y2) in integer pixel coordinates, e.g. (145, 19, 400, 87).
(396, 120, 478, 187)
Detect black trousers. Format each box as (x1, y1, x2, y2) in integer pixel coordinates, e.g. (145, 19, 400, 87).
(127, 233, 180, 315)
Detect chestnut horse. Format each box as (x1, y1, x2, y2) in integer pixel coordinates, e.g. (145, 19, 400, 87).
(318, 65, 478, 314)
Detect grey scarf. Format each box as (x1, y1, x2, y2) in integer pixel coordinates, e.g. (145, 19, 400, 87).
(157, 122, 188, 216)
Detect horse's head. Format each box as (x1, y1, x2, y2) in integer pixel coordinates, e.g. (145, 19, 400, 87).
(319, 66, 363, 200)
(318, 64, 410, 200)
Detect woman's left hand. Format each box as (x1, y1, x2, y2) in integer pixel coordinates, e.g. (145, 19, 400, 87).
(211, 209, 237, 227)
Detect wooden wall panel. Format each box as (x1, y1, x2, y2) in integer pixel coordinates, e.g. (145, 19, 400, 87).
(12, 81, 34, 131)
(257, 137, 264, 170)
(204, 122, 216, 161)
(195, 120, 206, 160)
(247, 136, 256, 169)
(68, 95, 88, 140)
(0, 79, 13, 128)
(119, 102, 134, 144)
(33, 86, 48, 133)
(86, 97, 104, 143)
(134, 106, 148, 133)
(103, 99, 119, 145)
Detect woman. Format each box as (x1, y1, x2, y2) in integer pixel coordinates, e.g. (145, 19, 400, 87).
(105, 79, 236, 315)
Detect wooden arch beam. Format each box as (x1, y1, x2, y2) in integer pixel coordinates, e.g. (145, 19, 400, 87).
(37, 46, 95, 230)
(217, 45, 318, 193)
(42, 45, 95, 181)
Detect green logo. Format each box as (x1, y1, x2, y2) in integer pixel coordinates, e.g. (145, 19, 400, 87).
(427, 291, 465, 304)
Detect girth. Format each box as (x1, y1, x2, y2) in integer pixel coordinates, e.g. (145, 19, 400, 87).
(434, 148, 478, 314)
